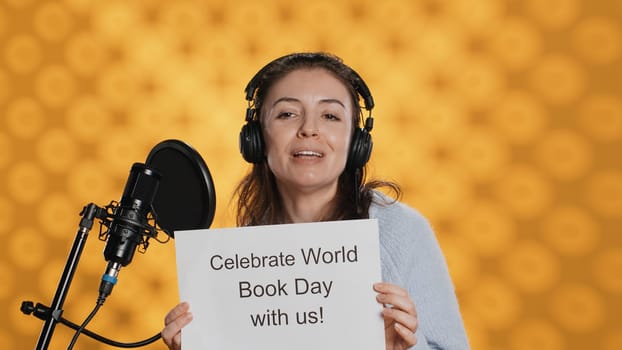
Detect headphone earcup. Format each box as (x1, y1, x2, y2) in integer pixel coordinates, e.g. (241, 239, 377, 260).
(348, 128, 373, 169)
(239, 120, 264, 163)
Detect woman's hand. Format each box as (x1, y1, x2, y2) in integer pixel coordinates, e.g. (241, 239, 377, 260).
(374, 282, 418, 350)
(161, 302, 193, 350)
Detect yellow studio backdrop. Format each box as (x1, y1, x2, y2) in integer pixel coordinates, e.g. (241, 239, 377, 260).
(1, 0, 621, 349)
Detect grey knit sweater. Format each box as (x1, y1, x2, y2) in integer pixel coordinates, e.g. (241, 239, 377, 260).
(370, 193, 470, 350)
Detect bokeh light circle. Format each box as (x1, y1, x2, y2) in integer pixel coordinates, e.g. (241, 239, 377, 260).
(572, 17, 622, 64)
(529, 54, 586, 105)
(457, 200, 516, 257)
(457, 127, 510, 182)
(549, 284, 605, 333)
(6, 162, 47, 204)
(464, 276, 521, 330)
(8, 227, 47, 270)
(37, 193, 81, 239)
(65, 32, 108, 76)
(534, 129, 592, 181)
(501, 240, 560, 293)
(494, 165, 553, 218)
(34, 2, 73, 42)
(490, 90, 549, 145)
(3, 34, 42, 74)
(35, 65, 78, 107)
(65, 95, 113, 141)
(491, 17, 543, 70)
(36, 128, 80, 173)
(541, 205, 600, 256)
(5, 97, 46, 139)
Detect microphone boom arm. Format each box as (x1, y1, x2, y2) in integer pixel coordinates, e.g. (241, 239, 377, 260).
(30, 203, 107, 350)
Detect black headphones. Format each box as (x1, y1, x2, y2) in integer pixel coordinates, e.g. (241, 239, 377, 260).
(239, 53, 375, 170)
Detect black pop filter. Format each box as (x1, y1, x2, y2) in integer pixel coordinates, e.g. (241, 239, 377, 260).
(145, 140, 215, 237)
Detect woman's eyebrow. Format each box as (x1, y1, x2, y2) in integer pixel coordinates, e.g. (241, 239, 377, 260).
(271, 97, 345, 108)
(272, 97, 300, 107)
(318, 98, 345, 108)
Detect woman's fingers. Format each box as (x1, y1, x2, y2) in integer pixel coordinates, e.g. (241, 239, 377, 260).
(375, 282, 419, 348)
(162, 310, 193, 337)
(165, 302, 190, 325)
(394, 322, 418, 347)
(374, 283, 417, 317)
(162, 302, 193, 350)
(161, 313, 193, 349)
(376, 292, 417, 316)
(382, 307, 418, 333)
(374, 282, 408, 296)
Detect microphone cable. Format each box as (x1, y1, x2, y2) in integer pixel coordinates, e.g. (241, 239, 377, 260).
(22, 301, 161, 348)
(67, 298, 103, 350)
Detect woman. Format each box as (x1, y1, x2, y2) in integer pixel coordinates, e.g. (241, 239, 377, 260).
(162, 52, 470, 349)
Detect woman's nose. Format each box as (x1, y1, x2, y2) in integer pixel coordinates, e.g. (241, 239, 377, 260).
(297, 117, 319, 137)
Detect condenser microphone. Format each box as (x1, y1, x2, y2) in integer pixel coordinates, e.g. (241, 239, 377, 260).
(99, 163, 161, 300)
(98, 139, 216, 301)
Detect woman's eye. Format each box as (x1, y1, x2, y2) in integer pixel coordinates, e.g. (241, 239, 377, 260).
(277, 112, 295, 118)
(324, 113, 340, 120)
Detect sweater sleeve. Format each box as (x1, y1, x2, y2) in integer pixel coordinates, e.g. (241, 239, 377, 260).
(371, 197, 470, 350)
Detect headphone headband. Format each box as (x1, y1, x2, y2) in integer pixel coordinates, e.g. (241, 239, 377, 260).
(244, 53, 374, 113)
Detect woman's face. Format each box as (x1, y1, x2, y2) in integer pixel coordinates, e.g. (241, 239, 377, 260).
(261, 68, 354, 196)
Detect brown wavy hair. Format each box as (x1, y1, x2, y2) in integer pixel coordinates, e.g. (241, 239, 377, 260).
(235, 52, 400, 226)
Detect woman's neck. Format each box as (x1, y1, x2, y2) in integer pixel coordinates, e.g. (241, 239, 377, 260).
(277, 184, 338, 223)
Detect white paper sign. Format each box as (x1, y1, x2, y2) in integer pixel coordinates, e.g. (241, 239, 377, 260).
(174, 219, 385, 349)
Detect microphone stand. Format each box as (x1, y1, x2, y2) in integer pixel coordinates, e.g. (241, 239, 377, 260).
(31, 203, 106, 350)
